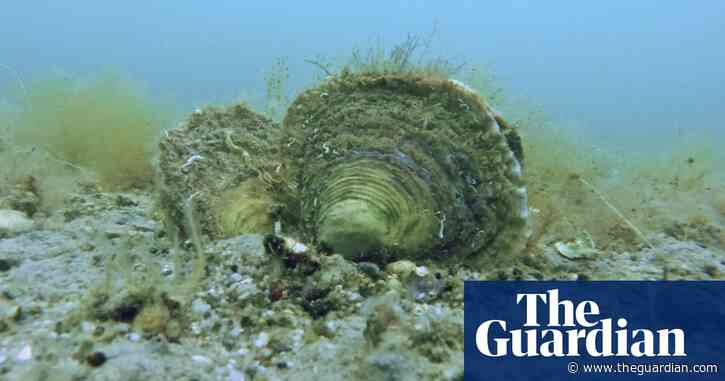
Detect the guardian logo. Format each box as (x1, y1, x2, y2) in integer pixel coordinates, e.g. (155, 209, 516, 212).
(475, 289, 687, 358)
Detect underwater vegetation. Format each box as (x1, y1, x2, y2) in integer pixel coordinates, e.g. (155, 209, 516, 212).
(67, 213, 207, 341)
(263, 57, 291, 122)
(1, 72, 171, 196)
(344, 34, 465, 78)
(304, 33, 465, 81)
(457, 66, 725, 255)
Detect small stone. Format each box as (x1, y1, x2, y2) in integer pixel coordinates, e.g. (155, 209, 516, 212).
(254, 332, 269, 348)
(79, 242, 95, 252)
(229, 327, 242, 338)
(81, 321, 95, 334)
(385, 278, 403, 292)
(192, 355, 212, 365)
(0, 299, 22, 322)
(555, 239, 598, 261)
(0, 209, 34, 237)
(276, 361, 289, 369)
(191, 299, 211, 315)
(128, 332, 141, 342)
(86, 351, 107, 367)
(16, 344, 32, 362)
(114, 323, 131, 334)
(115, 195, 137, 207)
(0, 258, 19, 272)
(92, 325, 105, 337)
(285, 238, 308, 255)
(358, 262, 382, 280)
(386, 260, 416, 278)
(704, 264, 721, 277)
(104, 229, 123, 239)
(324, 320, 338, 334)
(415, 266, 429, 277)
(227, 368, 246, 381)
(347, 292, 362, 302)
(161, 264, 173, 276)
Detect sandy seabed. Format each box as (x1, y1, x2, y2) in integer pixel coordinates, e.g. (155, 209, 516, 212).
(0, 188, 723, 381)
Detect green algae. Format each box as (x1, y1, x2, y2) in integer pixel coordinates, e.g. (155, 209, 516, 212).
(9, 72, 171, 190)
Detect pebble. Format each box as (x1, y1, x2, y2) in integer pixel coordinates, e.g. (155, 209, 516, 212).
(104, 228, 124, 239)
(161, 264, 173, 276)
(415, 266, 430, 277)
(192, 299, 211, 315)
(555, 239, 599, 260)
(128, 332, 141, 342)
(0, 298, 22, 323)
(15, 344, 32, 362)
(86, 351, 107, 367)
(324, 320, 338, 333)
(386, 260, 417, 278)
(0, 258, 18, 272)
(227, 368, 246, 381)
(0, 209, 34, 237)
(284, 238, 308, 254)
(192, 355, 212, 365)
(81, 321, 95, 334)
(229, 327, 242, 338)
(358, 262, 382, 279)
(347, 291, 362, 302)
(79, 242, 95, 252)
(253, 332, 269, 348)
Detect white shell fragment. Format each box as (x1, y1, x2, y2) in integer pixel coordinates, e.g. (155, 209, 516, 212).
(254, 332, 270, 348)
(555, 238, 599, 260)
(181, 154, 204, 169)
(0, 209, 34, 237)
(15, 344, 32, 362)
(192, 355, 212, 365)
(448, 79, 477, 95)
(415, 266, 430, 277)
(284, 238, 308, 255)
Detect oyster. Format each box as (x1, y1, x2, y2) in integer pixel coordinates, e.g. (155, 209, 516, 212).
(156, 73, 529, 264)
(156, 104, 284, 239)
(282, 73, 528, 262)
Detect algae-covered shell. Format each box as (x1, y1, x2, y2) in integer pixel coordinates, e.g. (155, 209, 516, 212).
(156, 103, 284, 239)
(282, 73, 529, 262)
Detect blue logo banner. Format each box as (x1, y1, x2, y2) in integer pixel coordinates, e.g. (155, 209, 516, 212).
(464, 281, 724, 380)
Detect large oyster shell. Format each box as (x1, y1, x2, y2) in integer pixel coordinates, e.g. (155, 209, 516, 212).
(282, 73, 528, 262)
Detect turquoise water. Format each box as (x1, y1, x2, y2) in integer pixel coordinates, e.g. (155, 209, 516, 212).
(1, 1, 724, 140)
